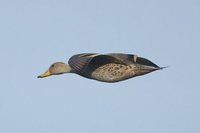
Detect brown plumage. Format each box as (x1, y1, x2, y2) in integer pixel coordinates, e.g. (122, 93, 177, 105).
(38, 53, 165, 82)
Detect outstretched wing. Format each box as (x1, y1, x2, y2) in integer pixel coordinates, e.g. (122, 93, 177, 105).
(68, 53, 98, 73)
(68, 53, 125, 75)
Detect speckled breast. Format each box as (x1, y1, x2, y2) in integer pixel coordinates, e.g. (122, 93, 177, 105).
(90, 64, 137, 82)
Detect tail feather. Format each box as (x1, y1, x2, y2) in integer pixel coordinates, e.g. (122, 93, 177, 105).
(159, 66, 169, 69)
(134, 65, 167, 77)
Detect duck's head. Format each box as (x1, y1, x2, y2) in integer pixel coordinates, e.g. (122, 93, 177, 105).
(38, 62, 71, 78)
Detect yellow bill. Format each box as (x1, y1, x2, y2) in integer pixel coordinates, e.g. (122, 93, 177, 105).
(38, 70, 52, 78)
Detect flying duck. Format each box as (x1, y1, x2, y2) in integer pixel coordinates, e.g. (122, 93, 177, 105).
(38, 53, 165, 82)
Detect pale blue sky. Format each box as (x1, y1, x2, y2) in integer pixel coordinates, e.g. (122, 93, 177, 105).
(0, 0, 200, 133)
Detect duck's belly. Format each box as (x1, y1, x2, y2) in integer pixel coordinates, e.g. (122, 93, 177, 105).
(91, 64, 136, 82)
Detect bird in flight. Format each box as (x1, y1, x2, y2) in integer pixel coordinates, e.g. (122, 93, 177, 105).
(38, 53, 165, 83)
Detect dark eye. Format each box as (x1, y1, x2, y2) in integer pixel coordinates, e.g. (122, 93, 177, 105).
(51, 64, 55, 68)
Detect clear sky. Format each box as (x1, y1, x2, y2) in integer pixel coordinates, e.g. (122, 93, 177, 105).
(0, 0, 200, 133)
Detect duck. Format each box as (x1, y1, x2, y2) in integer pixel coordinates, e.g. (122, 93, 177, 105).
(38, 53, 165, 83)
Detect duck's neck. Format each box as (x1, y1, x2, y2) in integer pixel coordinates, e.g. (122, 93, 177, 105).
(63, 64, 72, 73)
